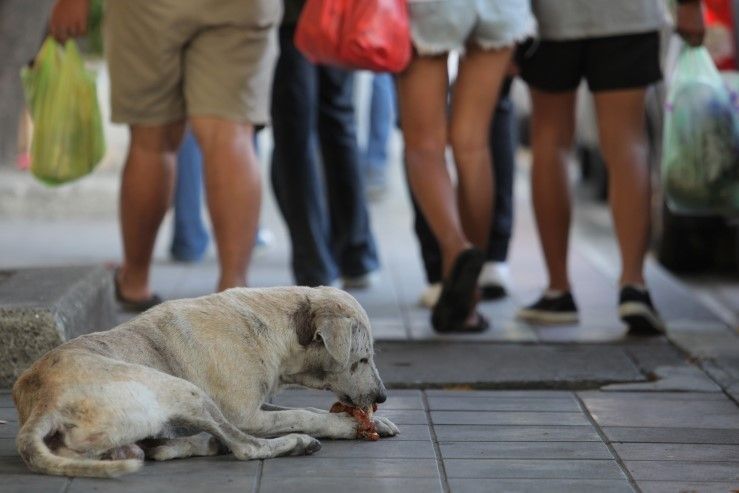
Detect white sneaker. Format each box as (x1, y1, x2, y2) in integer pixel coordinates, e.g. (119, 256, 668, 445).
(342, 271, 379, 290)
(478, 262, 509, 300)
(419, 282, 442, 308)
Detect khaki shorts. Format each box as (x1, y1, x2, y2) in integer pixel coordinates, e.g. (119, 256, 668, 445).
(105, 0, 282, 125)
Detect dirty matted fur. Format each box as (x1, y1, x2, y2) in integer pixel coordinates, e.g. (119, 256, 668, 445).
(12, 286, 398, 478)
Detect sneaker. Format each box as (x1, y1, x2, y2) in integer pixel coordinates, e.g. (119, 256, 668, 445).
(619, 285, 665, 335)
(478, 262, 509, 300)
(419, 282, 442, 308)
(342, 271, 379, 290)
(517, 291, 579, 325)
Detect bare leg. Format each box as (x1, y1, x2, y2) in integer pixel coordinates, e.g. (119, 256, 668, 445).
(118, 122, 185, 301)
(529, 89, 578, 292)
(449, 46, 511, 250)
(189, 117, 261, 291)
(398, 55, 469, 276)
(593, 89, 651, 287)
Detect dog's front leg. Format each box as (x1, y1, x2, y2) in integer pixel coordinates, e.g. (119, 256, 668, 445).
(261, 403, 328, 415)
(243, 409, 358, 439)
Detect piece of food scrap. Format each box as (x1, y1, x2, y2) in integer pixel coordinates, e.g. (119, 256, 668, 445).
(330, 402, 380, 441)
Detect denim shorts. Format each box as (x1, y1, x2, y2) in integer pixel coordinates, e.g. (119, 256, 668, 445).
(407, 0, 537, 55)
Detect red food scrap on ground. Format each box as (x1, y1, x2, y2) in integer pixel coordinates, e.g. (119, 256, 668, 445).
(330, 402, 380, 441)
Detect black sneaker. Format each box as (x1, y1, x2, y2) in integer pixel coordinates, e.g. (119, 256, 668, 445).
(619, 285, 665, 336)
(517, 291, 579, 325)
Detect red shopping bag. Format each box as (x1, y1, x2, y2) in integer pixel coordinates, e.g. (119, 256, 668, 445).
(294, 0, 412, 73)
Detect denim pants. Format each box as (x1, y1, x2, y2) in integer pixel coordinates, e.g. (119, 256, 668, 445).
(171, 130, 209, 262)
(411, 78, 516, 284)
(362, 73, 397, 174)
(271, 25, 379, 286)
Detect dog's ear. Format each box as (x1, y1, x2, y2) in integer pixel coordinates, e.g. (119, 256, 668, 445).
(315, 316, 352, 367)
(294, 298, 316, 347)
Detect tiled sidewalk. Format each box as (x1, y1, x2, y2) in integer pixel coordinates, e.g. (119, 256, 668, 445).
(3, 389, 738, 493)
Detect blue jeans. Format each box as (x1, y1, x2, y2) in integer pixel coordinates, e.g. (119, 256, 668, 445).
(271, 25, 379, 286)
(171, 130, 209, 262)
(363, 73, 396, 177)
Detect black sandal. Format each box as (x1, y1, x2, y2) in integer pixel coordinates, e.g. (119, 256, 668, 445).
(432, 248, 485, 333)
(113, 268, 163, 313)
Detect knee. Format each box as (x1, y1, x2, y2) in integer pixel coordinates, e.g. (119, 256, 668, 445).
(130, 121, 186, 154)
(449, 129, 488, 167)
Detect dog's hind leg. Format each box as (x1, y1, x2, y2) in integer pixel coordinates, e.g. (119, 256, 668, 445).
(143, 435, 224, 461)
(163, 383, 322, 460)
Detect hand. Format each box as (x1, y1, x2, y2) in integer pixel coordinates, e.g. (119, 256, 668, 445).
(676, 0, 705, 47)
(49, 0, 90, 43)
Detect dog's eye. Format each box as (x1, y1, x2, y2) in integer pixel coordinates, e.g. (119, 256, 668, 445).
(360, 358, 368, 364)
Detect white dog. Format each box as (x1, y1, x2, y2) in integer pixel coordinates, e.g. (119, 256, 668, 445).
(13, 286, 399, 477)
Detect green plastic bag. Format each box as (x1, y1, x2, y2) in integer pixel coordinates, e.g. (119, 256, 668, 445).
(662, 46, 739, 214)
(21, 37, 105, 185)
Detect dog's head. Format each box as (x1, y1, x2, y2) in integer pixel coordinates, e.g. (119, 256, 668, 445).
(288, 287, 387, 409)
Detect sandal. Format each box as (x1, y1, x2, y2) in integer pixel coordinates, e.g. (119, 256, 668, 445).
(432, 248, 485, 333)
(449, 311, 490, 333)
(113, 268, 163, 313)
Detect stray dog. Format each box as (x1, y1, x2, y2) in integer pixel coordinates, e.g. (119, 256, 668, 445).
(13, 286, 399, 477)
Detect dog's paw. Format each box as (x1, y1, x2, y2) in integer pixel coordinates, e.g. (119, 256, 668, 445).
(373, 416, 400, 437)
(287, 433, 322, 456)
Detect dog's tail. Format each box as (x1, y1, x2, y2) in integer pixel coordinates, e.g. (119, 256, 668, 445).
(16, 413, 143, 478)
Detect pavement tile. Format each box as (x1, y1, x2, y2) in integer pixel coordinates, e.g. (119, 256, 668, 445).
(426, 396, 580, 412)
(377, 424, 431, 441)
(580, 392, 739, 429)
(0, 422, 19, 439)
(431, 411, 590, 426)
(69, 475, 256, 493)
(313, 440, 435, 459)
(443, 459, 626, 479)
(1, 438, 17, 456)
(0, 408, 18, 422)
(0, 395, 14, 408)
(375, 410, 428, 425)
(259, 476, 443, 493)
(424, 390, 576, 399)
(637, 481, 739, 493)
(604, 427, 739, 444)
(261, 457, 439, 478)
(601, 365, 722, 392)
(613, 443, 739, 461)
(625, 460, 739, 482)
(439, 441, 613, 460)
(0, 455, 33, 474)
(448, 478, 634, 493)
(2, 474, 68, 493)
(433, 425, 600, 442)
(133, 455, 259, 477)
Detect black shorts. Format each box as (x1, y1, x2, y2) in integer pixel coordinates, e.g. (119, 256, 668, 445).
(517, 31, 662, 93)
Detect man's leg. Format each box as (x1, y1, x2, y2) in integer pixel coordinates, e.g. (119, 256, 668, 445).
(189, 117, 260, 291)
(362, 73, 396, 196)
(529, 89, 578, 292)
(317, 65, 379, 280)
(118, 122, 185, 301)
(592, 89, 651, 287)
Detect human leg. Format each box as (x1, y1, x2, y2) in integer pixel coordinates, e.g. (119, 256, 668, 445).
(317, 65, 379, 281)
(118, 122, 185, 303)
(363, 73, 396, 197)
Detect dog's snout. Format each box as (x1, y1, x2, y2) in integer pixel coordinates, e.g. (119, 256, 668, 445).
(374, 390, 387, 404)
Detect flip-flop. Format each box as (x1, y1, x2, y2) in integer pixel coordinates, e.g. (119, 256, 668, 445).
(432, 248, 485, 333)
(113, 268, 163, 313)
(448, 311, 490, 333)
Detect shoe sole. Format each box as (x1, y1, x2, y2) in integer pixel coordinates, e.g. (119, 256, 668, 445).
(620, 302, 665, 336)
(516, 309, 579, 325)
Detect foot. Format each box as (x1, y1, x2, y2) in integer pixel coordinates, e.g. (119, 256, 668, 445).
(619, 285, 665, 336)
(432, 248, 485, 332)
(113, 268, 162, 313)
(342, 271, 379, 290)
(419, 283, 442, 308)
(478, 262, 509, 300)
(517, 291, 579, 325)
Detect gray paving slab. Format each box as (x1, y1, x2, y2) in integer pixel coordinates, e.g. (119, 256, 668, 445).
(580, 392, 739, 429)
(613, 442, 739, 461)
(375, 410, 428, 425)
(259, 476, 443, 493)
(132, 455, 259, 477)
(443, 458, 626, 479)
(434, 425, 601, 442)
(431, 411, 590, 426)
(604, 426, 739, 444)
(424, 390, 576, 399)
(448, 478, 634, 493)
(0, 455, 32, 474)
(0, 422, 19, 438)
(69, 475, 257, 493)
(1, 438, 16, 456)
(439, 441, 613, 460)
(601, 365, 722, 392)
(0, 407, 18, 421)
(0, 394, 14, 407)
(261, 457, 439, 478)
(377, 424, 431, 441)
(625, 460, 739, 482)
(2, 474, 68, 493)
(312, 439, 435, 459)
(427, 396, 581, 412)
(375, 343, 645, 387)
(637, 481, 739, 493)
